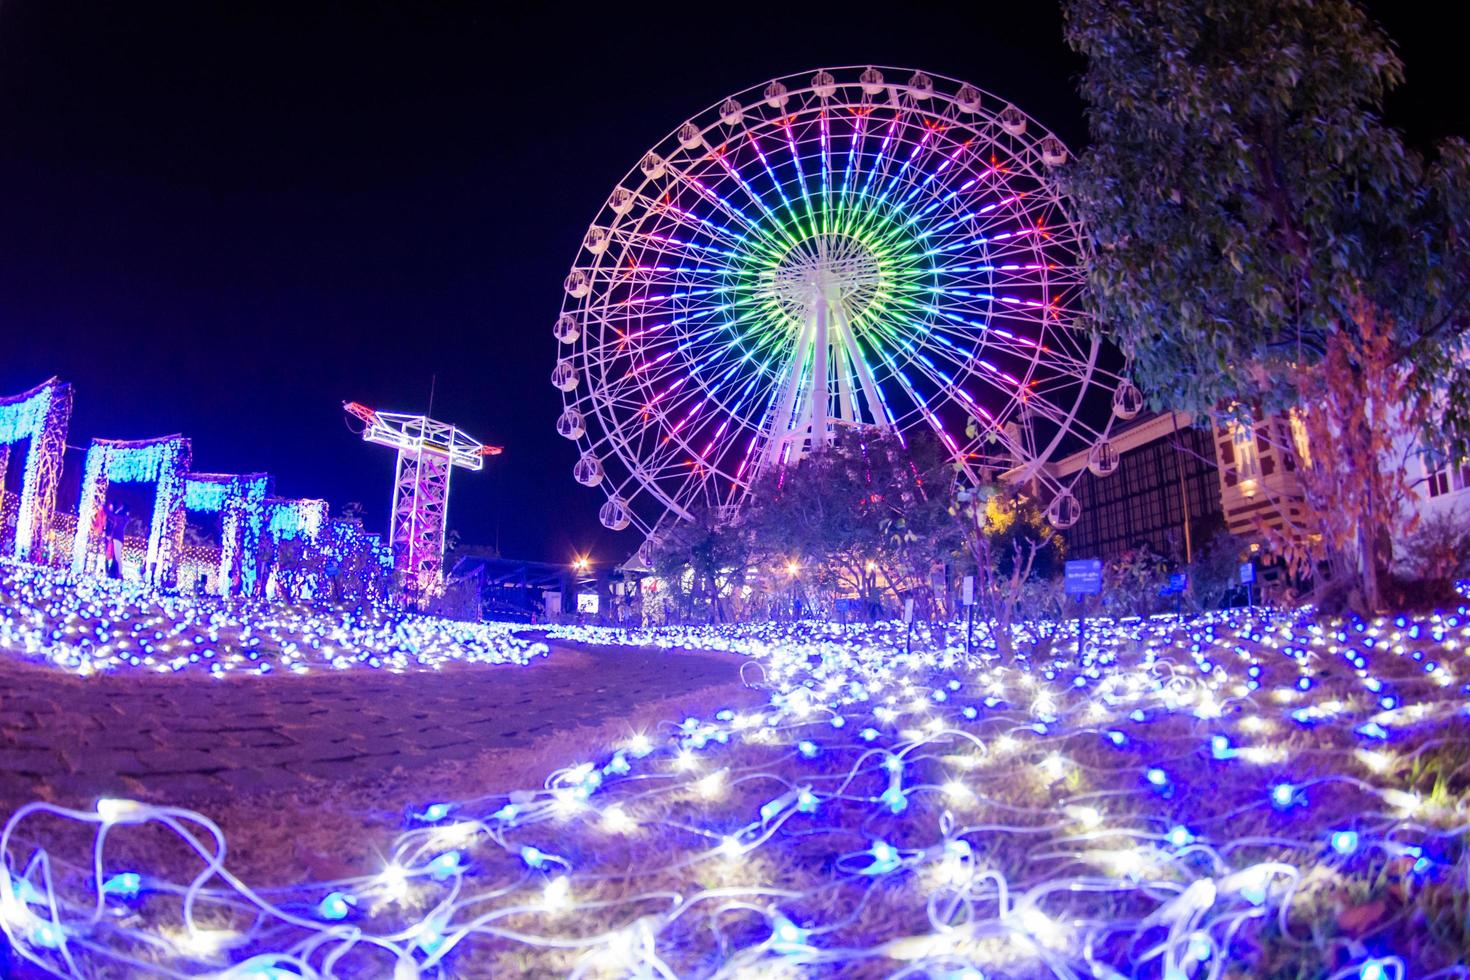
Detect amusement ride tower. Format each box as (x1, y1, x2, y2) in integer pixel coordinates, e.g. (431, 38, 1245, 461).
(344, 402, 501, 597)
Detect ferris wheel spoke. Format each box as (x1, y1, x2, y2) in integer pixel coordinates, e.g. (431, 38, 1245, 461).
(696, 136, 796, 237)
(871, 126, 945, 214)
(859, 89, 931, 200)
(776, 116, 822, 238)
(603, 225, 742, 264)
(617, 188, 762, 255)
(653, 155, 797, 255)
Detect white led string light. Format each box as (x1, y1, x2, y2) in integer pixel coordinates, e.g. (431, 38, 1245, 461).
(2, 581, 1466, 976)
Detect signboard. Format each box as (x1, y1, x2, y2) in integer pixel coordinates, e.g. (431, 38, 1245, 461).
(1239, 562, 1255, 584)
(544, 592, 562, 617)
(962, 575, 975, 607)
(1064, 559, 1103, 596)
(1168, 572, 1187, 593)
(576, 593, 600, 614)
(904, 597, 915, 623)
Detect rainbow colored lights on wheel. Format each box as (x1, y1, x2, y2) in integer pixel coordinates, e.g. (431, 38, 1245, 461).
(553, 67, 1133, 539)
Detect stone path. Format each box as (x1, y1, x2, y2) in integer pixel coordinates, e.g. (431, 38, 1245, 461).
(0, 640, 756, 813)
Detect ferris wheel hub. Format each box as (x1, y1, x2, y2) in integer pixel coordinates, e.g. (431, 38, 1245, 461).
(766, 233, 885, 329)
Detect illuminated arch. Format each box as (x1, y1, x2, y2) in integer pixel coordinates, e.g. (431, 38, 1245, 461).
(71, 435, 192, 585)
(0, 378, 73, 562)
(184, 472, 271, 595)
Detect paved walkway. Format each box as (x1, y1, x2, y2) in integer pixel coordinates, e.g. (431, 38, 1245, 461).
(0, 641, 756, 814)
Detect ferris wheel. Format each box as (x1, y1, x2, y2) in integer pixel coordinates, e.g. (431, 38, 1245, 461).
(552, 66, 1139, 548)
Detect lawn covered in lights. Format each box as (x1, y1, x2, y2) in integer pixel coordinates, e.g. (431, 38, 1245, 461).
(6, 596, 1470, 977)
(0, 561, 547, 676)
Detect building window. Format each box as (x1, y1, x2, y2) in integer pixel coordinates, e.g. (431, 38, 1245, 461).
(1421, 449, 1469, 498)
(1288, 408, 1312, 468)
(1428, 466, 1450, 498)
(1231, 419, 1261, 496)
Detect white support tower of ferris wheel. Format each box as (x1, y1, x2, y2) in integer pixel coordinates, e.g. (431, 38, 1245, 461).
(345, 402, 501, 595)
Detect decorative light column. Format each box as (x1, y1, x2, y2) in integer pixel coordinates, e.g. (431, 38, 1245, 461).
(70, 435, 192, 586)
(0, 378, 73, 563)
(184, 473, 272, 595)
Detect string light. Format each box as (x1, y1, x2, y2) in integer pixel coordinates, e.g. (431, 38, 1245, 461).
(0, 378, 72, 563)
(0, 562, 547, 676)
(3, 583, 1469, 975)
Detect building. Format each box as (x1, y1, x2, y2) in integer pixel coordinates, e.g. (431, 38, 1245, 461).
(1048, 411, 1225, 563)
(1210, 411, 1313, 542)
(1408, 450, 1470, 522)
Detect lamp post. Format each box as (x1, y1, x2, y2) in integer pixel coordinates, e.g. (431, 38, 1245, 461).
(570, 554, 592, 622)
(956, 488, 983, 654)
(785, 560, 801, 620)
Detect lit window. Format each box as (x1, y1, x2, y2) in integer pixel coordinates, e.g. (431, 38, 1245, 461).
(1288, 408, 1311, 468)
(1231, 418, 1261, 496)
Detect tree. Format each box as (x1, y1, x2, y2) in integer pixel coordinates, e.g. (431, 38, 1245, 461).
(1186, 525, 1246, 612)
(1257, 304, 1432, 608)
(649, 501, 753, 623)
(952, 484, 1063, 657)
(1063, 0, 1470, 610)
(742, 428, 961, 619)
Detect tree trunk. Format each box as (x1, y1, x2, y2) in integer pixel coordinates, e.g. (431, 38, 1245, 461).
(1357, 520, 1383, 613)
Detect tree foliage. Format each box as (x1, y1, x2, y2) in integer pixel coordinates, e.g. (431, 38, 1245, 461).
(648, 429, 962, 622)
(1063, 0, 1470, 423)
(1063, 0, 1470, 609)
(952, 484, 1062, 656)
(744, 428, 960, 617)
(648, 500, 753, 623)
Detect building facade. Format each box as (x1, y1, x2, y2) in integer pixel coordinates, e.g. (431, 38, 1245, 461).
(1050, 412, 1225, 563)
(1211, 412, 1313, 542)
(1410, 451, 1470, 521)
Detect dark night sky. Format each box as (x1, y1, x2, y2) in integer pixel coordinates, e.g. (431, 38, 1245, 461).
(0, 2, 1460, 565)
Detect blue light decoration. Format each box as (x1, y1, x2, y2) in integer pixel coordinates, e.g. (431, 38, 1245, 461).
(0, 378, 73, 563)
(265, 497, 329, 542)
(2, 587, 1469, 975)
(1, 376, 398, 611)
(316, 891, 355, 921)
(99, 872, 141, 900)
(0, 562, 549, 678)
(69, 435, 192, 586)
(183, 473, 272, 596)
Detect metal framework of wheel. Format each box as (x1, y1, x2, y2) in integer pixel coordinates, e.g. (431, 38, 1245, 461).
(553, 66, 1136, 550)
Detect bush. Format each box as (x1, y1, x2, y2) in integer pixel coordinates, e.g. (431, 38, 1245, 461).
(1186, 531, 1247, 612)
(1401, 511, 1470, 585)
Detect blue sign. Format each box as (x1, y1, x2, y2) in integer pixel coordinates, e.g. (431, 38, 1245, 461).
(1168, 572, 1187, 592)
(1064, 559, 1103, 595)
(1239, 562, 1255, 584)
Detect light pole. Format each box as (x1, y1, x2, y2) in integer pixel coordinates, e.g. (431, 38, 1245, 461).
(956, 488, 984, 655)
(570, 554, 592, 622)
(785, 560, 801, 620)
